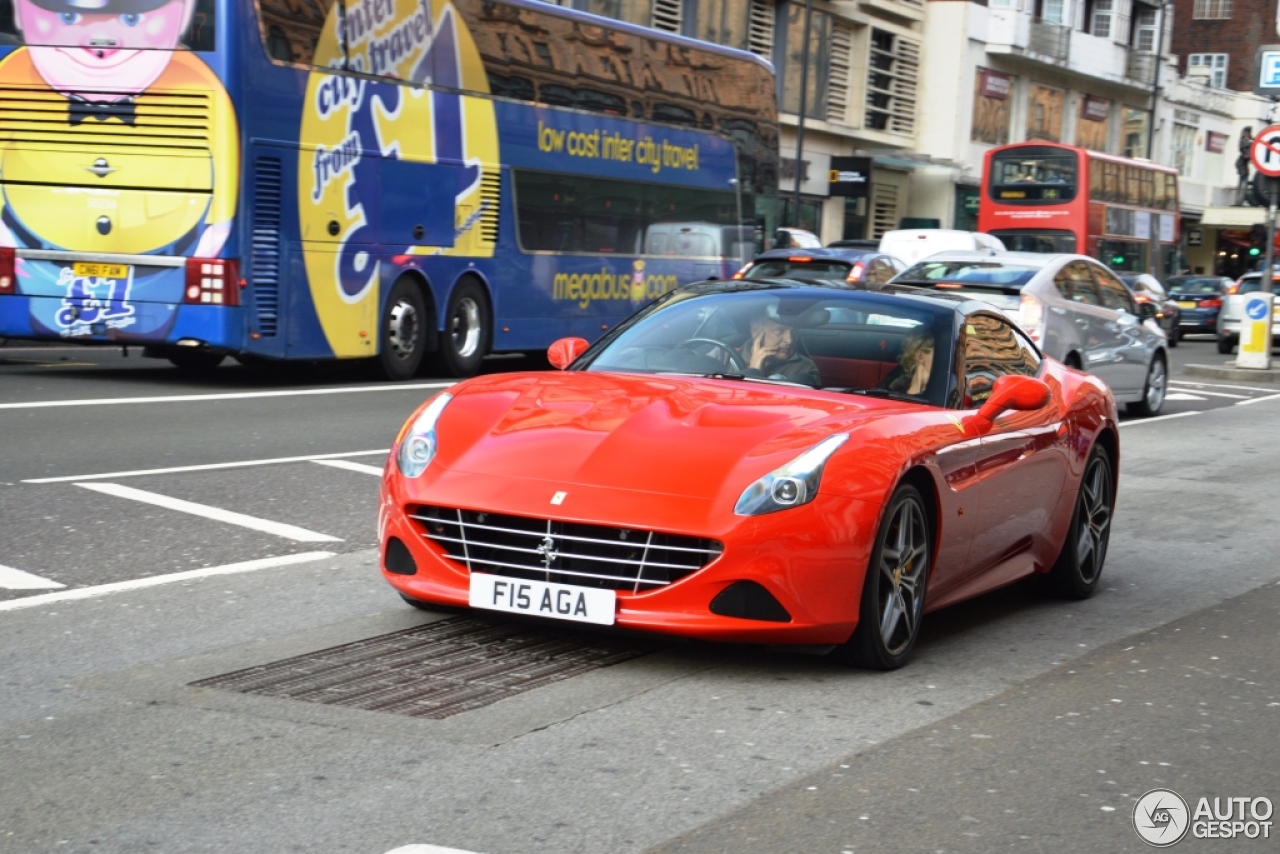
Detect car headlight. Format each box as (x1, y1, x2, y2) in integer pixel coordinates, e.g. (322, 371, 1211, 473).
(734, 433, 849, 516)
(395, 393, 453, 478)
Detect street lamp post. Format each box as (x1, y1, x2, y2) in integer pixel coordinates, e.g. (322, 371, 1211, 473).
(790, 0, 814, 229)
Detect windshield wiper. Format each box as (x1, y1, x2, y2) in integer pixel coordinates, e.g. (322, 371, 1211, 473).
(655, 371, 816, 389)
(836, 387, 928, 404)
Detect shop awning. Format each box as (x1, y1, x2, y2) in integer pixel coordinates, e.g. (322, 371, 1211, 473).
(1199, 206, 1269, 227)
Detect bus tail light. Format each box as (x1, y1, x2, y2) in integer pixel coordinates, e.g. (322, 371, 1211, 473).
(0, 247, 14, 294)
(1019, 293, 1045, 342)
(184, 259, 240, 306)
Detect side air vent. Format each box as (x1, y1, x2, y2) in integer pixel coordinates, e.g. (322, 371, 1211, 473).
(479, 168, 501, 245)
(250, 157, 282, 338)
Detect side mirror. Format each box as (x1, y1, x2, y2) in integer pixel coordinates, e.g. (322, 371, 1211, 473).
(966, 375, 1051, 434)
(1136, 301, 1157, 320)
(547, 337, 590, 370)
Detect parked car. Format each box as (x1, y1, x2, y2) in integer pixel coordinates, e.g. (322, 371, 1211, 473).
(381, 279, 1119, 670)
(878, 229, 1006, 266)
(1119, 273, 1180, 347)
(1216, 270, 1280, 354)
(1163, 275, 1231, 336)
(889, 251, 1169, 415)
(735, 247, 907, 288)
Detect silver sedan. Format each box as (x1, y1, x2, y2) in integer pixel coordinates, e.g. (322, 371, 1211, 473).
(889, 251, 1169, 416)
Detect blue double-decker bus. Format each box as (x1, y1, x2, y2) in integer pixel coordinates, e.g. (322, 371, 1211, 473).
(0, 0, 777, 377)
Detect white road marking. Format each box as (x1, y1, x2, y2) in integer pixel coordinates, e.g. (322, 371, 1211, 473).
(1236, 392, 1280, 406)
(1164, 392, 1208, 401)
(1170, 379, 1280, 394)
(0, 564, 65, 590)
(1165, 384, 1250, 399)
(312, 459, 386, 476)
(0, 552, 336, 613)
(0, 382, 453, 410)
(24, 449, 389, 484)
(1118, 411, 1199, 427)
(75, 482, 342, 542)
(382, 847, 487, 854)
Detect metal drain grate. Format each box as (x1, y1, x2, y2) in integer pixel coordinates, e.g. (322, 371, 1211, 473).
(191, 618, 660, 719)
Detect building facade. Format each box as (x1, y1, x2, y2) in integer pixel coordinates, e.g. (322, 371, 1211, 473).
(541, 0, 928, 243)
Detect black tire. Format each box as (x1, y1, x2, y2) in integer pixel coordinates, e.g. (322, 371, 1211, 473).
(433, 279, 491, 378)
(1046, 444, 1113, 599)
(376, 278, 428, 381)
(1126, 355, 1166, 417)
(399, 593, 464, 614)
(1167, 324, 1179, 347)
(1216, 335, 1235, 355)
(168, 351, 225, 372)
(838, 484, 931, 670)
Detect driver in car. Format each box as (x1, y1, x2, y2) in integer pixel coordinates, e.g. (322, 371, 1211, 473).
(744, 314, 820, 386)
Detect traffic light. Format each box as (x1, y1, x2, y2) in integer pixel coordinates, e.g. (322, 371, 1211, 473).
(1249, 224, 1266, 257)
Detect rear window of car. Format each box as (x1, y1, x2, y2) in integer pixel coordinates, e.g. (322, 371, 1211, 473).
(744, 259, 853, 280)
(1166, 277, 1224, 294)
(893, 261, 1040, 293)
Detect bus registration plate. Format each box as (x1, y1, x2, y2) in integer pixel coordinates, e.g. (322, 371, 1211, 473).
(73, 262, 130, 280)
(469, 572, 616, 625)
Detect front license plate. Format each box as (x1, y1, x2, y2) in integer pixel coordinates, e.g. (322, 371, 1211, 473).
(469, 572, 616, 625)
(73, 262, 130, 280)
(1176, 300, 1196, 309)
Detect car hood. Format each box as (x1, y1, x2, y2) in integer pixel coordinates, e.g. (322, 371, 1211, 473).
(431, 371, 904, 499)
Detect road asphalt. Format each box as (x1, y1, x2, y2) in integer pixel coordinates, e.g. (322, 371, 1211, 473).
(650, 580, 1280, 854)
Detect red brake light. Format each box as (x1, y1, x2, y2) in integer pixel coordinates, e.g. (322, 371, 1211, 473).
(845, 261, 865, 282)
(787, 256, 812, 263)
(935, 281, 963, 289)
(184, 259, 240, 307)
(0, 247, 14, 294)
(1200, 297, 1222, 308)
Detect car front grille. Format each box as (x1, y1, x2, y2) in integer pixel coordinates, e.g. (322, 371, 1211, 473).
(409, 506, 723, 592)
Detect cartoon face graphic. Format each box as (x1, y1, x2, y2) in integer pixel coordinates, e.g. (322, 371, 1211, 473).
(13, 0, 196, 100)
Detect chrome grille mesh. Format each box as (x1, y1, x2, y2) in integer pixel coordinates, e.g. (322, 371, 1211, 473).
(410, 506, 723, 592)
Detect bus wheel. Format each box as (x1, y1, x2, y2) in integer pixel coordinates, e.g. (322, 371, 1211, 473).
(377, 278, 427, 381)
(168, 351, 225, 372)
(434, 279, 491, 378)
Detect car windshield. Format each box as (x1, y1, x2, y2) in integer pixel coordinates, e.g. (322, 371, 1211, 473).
(584, 287, 949, 405)
(893, 261, 1041, 292)
(744, 259, 855, 281)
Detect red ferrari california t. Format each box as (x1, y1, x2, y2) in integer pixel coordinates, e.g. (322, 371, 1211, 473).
(379, 281, 1119, 669)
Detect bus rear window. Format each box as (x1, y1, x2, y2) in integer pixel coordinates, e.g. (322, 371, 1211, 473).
(988, 148, 1078, 204)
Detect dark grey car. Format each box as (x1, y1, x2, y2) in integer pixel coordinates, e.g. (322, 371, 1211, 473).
(889, 251, 1169, 416)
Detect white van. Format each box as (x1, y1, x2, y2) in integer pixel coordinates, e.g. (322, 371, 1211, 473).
(878, 229, 1005, 266)
(640, 222, 756, 280)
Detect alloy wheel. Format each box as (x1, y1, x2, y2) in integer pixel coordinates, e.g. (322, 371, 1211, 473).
(448, 297, 482, 359)
(1074, 453, 1112, 585)
(877, 497, 929, 656)
(1145, 358, 1166, 412)
(387, 297, 421, 363)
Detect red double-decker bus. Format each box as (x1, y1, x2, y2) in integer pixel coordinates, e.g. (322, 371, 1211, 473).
(978, 142, 1179, 274)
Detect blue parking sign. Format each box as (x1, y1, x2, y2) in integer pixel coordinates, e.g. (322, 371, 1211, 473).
(1264, 53, 1280, 88)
